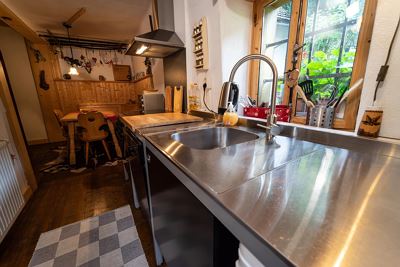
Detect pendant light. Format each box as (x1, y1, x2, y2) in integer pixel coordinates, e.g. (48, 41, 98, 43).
(63, 22, 79, 75)
(68, 66, 79, 75)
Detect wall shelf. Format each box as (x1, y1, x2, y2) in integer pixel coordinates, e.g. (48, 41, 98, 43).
(192, 17, 209, 71)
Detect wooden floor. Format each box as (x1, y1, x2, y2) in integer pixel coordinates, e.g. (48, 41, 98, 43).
(0, 143, 163, 267)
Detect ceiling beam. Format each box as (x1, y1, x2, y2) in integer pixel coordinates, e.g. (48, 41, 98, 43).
(0, 1, 44, 43)
(64, 7, 86, 27)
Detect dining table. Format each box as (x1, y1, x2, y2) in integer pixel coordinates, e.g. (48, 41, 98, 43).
(60, 111, 122, 165)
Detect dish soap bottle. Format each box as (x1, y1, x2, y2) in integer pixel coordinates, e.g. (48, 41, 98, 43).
(223, 102, 239, 126)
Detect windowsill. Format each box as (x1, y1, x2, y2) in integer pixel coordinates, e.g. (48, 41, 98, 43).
(240, 115, 400, 145)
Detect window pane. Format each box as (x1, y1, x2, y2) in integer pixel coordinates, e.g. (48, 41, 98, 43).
(300, 0, 365, 102)
(315, 0, 347, 31)
(258, 0, 292, 105)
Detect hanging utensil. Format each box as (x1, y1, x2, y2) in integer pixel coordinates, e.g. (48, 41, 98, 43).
(295, 85, 315, 108)
(335, 78, 364, 108)
(326, 86, 338, 106)
(247, 95, 256, 107)
(298, 79, 314, 100)
(239, 96, 249, 107)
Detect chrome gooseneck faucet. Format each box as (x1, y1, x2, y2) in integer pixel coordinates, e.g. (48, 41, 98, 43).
(218, 54, 280, 142)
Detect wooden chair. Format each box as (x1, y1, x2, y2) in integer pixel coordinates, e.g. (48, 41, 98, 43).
(77, 111, 111, 165)
(53, 109, 68, 137)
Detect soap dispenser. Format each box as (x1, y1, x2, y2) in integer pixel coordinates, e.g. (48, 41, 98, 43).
(223, 102, 239, 126)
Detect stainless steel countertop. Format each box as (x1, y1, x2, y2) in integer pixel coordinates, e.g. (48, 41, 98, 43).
(139, 118, 400, 267)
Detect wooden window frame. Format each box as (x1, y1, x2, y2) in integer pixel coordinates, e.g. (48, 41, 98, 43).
(249, 0, 377, 130)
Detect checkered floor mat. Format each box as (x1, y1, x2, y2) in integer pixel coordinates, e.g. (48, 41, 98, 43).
(29, 205, 149, 267)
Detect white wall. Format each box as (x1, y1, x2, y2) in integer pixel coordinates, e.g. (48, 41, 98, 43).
(219, 0, 253, 113)
(357, 0, 400, 139)
(184, 0, 223, 112)
(175, 0, 252, 112)
(0, 26, 48, 142)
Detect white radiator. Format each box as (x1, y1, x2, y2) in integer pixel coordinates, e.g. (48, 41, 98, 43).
(0, 140, 24, 242)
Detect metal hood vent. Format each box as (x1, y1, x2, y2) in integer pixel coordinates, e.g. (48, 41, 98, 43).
(125, 0, 184, 58)
(125, 29, 184, 58)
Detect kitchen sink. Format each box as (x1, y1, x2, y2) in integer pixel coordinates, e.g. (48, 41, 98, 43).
(171, 127, 259, 150)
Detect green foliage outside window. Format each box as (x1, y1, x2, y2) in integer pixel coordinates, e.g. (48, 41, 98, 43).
(298, 0, 364, 102)
(300, 48, 354, 100)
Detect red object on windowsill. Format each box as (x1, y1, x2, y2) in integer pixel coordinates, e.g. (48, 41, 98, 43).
(243, 105, 291, 122)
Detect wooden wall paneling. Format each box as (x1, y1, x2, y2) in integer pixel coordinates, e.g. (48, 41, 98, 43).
(109, 83, 117, 102)
(0, 57, 37, 193)
(54, 80, 139, 114)
(131, 83, 137, 101)
(113, 83, 121, 102)
(26, 42, 65, 142)
(83, 82, 95, 103)
(125, 84, 132, 101)
(55, 80, 75, 112)
(120, 83, 128, 102)
(134, 75, 156, 95)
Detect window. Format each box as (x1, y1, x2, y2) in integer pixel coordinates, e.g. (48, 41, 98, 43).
(301, 0, 365, 101)
(249, 0, 377, 130)
(258, 1, 293, 105)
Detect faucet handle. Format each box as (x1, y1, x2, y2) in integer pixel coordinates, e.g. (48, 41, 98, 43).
(257, 123, 269, 130)
(257, 123, 280, 135)
(270, 124, 281, 136)
(267, 113, 278, 125)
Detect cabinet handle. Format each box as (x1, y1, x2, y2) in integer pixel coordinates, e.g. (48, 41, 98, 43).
(147, 154, 151, 163)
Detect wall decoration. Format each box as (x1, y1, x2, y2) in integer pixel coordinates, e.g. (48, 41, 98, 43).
(134, 72, 146, 81)
(56, 47, 132, 81)
(39, 70, 49, 90)
(192, 17, 209, 70)
(145, 57, 152, 75)
(28, 47, 46, 63)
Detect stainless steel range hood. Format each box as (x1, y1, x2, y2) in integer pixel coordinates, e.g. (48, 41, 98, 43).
(125, 0, 184, 58)
(125, 29, 184, 58)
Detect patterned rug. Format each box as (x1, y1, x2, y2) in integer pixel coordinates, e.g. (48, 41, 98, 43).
(29, 206, 149, 267)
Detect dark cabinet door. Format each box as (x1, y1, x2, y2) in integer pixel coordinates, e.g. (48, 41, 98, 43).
(124, 128, 151, 222)
(131, 152, 151, 221)
(147, 150, 214, 267)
